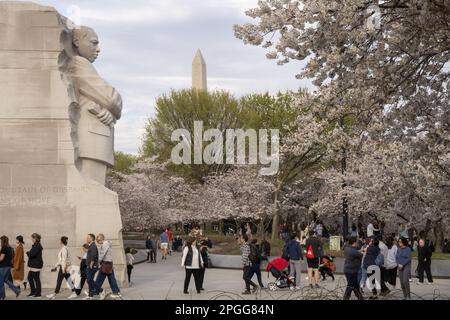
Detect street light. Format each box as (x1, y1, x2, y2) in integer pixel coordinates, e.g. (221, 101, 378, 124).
(340, 115, 349, 242)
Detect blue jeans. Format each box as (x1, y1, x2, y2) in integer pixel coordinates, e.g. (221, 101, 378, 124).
(360, 267, 367, 287)
(95, 268, 120, 294)
(0, 267, 20, 300)
(86, 267, 99, 297)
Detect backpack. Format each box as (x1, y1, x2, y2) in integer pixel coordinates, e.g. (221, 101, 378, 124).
(375, 253, 384, 267)
(249, 244, 259, 263)
(307, 244, 315, 259)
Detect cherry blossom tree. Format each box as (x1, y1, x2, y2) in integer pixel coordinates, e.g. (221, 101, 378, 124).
(107, 159, 272, 232)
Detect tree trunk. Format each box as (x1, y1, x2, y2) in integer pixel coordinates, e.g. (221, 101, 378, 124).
(258, 219, 265, 239)
(433, 222, 445, 251)
(271, 188, 281, 241)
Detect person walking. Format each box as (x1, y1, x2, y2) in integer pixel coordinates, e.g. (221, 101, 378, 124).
(240, 235, 258, 294)
(12, 235, 26, 290)
(286, 233, 303, 289)
(125, 248, 134, 285)
(417, 238, 433, 285)
(384, 237, 398, 288)
(181, 237, 203, 294)
(362, 238, 381, 299)
(160, 230, 169, 260)
(343, 237, 364, 300)
(396, 237, 412, 299)
(84, 233, 99, 300)
(249, 239, 264, 288)
(378, 238, 391, 296)
(304, 231, 322, 289)
(359, 238, 371, 289)
(199, 239, 209, 291)
(260, 237, 271, 262)
(167, 228, 174, 256)
(47, 236, 76, 299)
(74, 244, 89, 297)
(94, 233, 122, 300)
(146, 235, 157, 263)
(0, 236, 21, 300)
(26, 233, 43, 298)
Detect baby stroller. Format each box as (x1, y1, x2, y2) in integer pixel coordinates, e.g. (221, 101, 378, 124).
(266, 258, 295, 291)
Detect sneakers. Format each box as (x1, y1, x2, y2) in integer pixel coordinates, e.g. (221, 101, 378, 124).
(46, 293, 57, 299)
(315, 284, 320, 289)
(100, 291, 107, 300)
(252, 285, 259, 293)
(68, 292, 78, 299)
(184, 290, 189, 294)
(241, 290, 251, 295)
(15, 290, 21, 298)
(110, 293, 122, 299)
(83, 296, 93, 300)
(84, 290, 89, 297)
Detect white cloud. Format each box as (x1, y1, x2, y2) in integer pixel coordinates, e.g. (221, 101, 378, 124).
(78, 1, 193, 24)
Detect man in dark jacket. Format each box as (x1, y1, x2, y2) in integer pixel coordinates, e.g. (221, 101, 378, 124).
(286, 234, 303, 288)
(417, 239, 433, 284)
(84, 234, 99, 299)
(343, 237, 364, 300)
(146, 235, 157, 263)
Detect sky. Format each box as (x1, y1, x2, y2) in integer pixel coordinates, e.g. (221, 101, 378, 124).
(23, 0, 311, 154)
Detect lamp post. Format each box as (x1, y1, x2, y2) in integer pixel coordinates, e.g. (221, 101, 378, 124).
(340, 116, 349, 242)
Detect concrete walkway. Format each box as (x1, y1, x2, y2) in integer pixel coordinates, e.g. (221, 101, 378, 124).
(5, 251, 450, 300)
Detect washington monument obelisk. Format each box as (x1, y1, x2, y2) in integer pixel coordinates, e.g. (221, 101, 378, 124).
(192, 49, 207, 90)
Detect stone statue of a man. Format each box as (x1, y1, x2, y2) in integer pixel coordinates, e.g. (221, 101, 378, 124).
(66, 26, 122, 185)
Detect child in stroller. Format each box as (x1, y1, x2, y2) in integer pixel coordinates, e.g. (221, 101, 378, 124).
(266, 258, 295, 291)
(319, 255, 336, 281)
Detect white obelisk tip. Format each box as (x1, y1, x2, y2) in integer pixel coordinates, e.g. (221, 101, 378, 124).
(192, 49, 207, 91)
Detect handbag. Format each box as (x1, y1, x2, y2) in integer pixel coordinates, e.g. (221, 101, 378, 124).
(101, 261, 113, 275)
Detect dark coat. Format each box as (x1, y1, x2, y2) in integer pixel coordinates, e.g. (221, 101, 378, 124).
(305, 237, 322, 258)
(286, 240, 304, 261)
(86, 242, 99, 269)
(418, 245, 432, 263)
(344, 244, 363, 274)
(363, 245, 380, 269)
(26, 243, 43, 269)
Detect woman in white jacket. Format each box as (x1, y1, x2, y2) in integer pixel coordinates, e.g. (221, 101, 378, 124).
(47, 236, 76, 299)
(384, 236, 398, 288)
(181, 237, 203, 294)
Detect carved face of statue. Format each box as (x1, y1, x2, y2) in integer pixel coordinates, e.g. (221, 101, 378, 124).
(73, 27, 100, 63)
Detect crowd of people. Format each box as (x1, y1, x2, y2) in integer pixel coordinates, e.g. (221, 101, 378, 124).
(237, 217, 439, 300)
(0, 218, 444, 300)
(0, 233, 123, 300)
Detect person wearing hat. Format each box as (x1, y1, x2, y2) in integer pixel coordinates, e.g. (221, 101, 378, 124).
(13, 235, 26, 290)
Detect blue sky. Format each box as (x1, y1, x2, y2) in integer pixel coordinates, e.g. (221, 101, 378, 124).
(27, 0, 311, 154)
